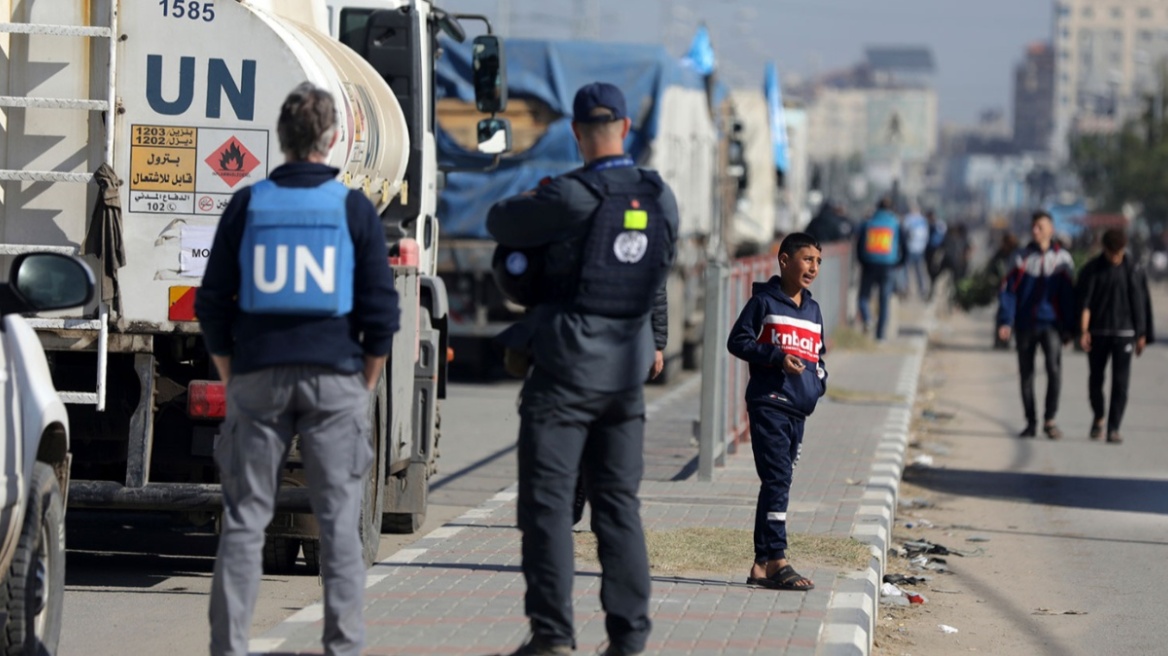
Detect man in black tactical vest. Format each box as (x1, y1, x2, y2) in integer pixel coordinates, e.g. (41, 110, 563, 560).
(487, 83, 679, 656)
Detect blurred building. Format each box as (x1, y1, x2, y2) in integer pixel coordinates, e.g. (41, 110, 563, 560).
(795, 47, 939, 203)
(1014, 42, 1056, 152)
(1052, 0, 1168, 158)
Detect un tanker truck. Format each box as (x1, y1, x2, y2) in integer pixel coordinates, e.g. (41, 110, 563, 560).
(433, 39, 718, 379)
(0, 0, 509, 573)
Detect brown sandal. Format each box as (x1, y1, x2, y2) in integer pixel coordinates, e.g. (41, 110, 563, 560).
(1044, 423, 1063, 440)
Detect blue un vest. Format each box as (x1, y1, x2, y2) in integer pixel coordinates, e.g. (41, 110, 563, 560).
(568, 162, 669, 318)
(860, 210, 901, 267)
(239, 179, 354, 316)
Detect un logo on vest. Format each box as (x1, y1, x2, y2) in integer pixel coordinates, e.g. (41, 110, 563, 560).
(505, 251, 528, 275)
(613, 231, 648, 264)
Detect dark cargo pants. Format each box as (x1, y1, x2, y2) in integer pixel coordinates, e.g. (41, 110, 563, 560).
(748, 404, 805, 562)
(517, 368, 652, 653)
(209, 366, 373, 656)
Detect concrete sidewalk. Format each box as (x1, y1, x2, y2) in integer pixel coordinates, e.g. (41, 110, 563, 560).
(251, 306, 930, 656)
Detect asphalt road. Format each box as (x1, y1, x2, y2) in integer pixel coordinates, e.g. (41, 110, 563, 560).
(58, 369, 688, 655)
(895, 284, 1168, 654)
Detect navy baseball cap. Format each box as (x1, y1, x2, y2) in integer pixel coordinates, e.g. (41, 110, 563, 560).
(572, 82, 628, 123)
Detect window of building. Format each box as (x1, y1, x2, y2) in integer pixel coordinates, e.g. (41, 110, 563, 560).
(1140, 7, 1153, 19)
(1112, 29, 1124, 42)
(1112, 6, 1123, 19)
(1084, 6, 1094, 17)
(1057, 3, 1071, 18)
(1141, 30, 1153, 42)
(1062, 95, 1070, 106)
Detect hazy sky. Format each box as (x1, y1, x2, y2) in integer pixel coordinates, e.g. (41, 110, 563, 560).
(439, 0, 1053, 125)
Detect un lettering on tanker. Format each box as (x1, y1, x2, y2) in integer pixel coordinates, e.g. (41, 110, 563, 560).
(757, 315, 822, 362)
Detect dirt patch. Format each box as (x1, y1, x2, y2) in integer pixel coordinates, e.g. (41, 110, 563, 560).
(573, 528, 870, 577)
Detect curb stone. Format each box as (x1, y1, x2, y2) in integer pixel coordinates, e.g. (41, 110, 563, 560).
(819, 321, 931, 655)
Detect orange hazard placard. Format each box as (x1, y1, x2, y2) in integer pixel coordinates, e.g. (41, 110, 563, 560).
(169, 286, 198, 321)
(865, 227, 894, 255)
(205, 137, 260, 189)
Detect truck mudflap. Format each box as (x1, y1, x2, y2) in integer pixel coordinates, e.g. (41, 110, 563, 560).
(68, 481, 315, 512)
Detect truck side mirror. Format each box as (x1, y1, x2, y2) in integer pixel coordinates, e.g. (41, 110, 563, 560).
(5, 253, 95, 315)
(477, 118, 512, 155)
(472, 35, 507, 114)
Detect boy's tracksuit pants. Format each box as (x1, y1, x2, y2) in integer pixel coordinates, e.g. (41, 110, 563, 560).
(748, 404, 805, 562)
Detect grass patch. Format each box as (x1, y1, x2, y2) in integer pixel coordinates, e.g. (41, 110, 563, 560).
(830, 326, 876, 352)
(573, 528, 870, 576)
(825, 386, 907, 405)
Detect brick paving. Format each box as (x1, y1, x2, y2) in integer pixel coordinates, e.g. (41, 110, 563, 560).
(252, 304, 930, 656)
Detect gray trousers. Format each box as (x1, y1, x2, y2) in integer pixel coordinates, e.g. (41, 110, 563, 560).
(209, 366, 373, 656)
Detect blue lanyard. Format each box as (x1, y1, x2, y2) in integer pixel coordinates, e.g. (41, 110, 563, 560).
(586, 156, 635, 172)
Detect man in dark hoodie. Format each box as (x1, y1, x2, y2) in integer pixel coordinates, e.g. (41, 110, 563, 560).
(998, 210, 1076, 439)
(196, 83, 399, 656)
(1077, 228, 1155, 444)
(727, 232, 828, 592)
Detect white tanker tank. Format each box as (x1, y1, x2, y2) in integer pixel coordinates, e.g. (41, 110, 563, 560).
(2, 0, 409, 328)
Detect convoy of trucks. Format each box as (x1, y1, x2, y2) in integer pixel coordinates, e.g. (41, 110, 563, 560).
(0, 0, 509, 577)
(433, 38, 780, 377)
(1, 0, 780, 629)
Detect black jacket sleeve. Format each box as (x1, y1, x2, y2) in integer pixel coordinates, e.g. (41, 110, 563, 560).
(195, 189, 250, 357)
(652, 182, 680, 351)
(651, 285, 668, 351)
(346, 191, 400, 356)
(486, 176, 596, 247)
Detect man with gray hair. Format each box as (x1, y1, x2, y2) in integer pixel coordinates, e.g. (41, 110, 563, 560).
(196, 82, 399, 656)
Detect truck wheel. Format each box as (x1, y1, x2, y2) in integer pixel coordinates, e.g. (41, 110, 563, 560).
(2, 463, 64, 656)
(360, 372, 388, 567)
(261, 538, 301, 575)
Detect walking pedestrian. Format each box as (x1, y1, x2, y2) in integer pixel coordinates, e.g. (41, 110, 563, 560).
(902, 207, 930, 300)
(1076, 228, 1155, 444)
(486, 82, 678, 656)
(925, 210, 947, 296)
(726, 232, 827, 592)
(997, 210, 1076, 439)
(855, 197, 906, 340)
(196, 82, 400, 656)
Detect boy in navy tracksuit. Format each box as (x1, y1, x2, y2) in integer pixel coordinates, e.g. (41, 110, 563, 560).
(727, 233, 827, 591)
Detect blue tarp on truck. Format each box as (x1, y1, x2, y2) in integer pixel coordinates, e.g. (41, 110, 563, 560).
(435, 38, 712, 239)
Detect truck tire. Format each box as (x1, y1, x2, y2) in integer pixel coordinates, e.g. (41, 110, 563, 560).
(359, 373, 388, 567)
(2, 463, 64, 656)
(261, 538, 301, 575)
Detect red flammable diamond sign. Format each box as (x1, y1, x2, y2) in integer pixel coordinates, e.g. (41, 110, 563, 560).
(206, 136, 260, 188)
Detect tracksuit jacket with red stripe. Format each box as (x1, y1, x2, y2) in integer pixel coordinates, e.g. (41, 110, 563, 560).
(996, 242, 1077, 335)
(727, 276, 828, 419)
